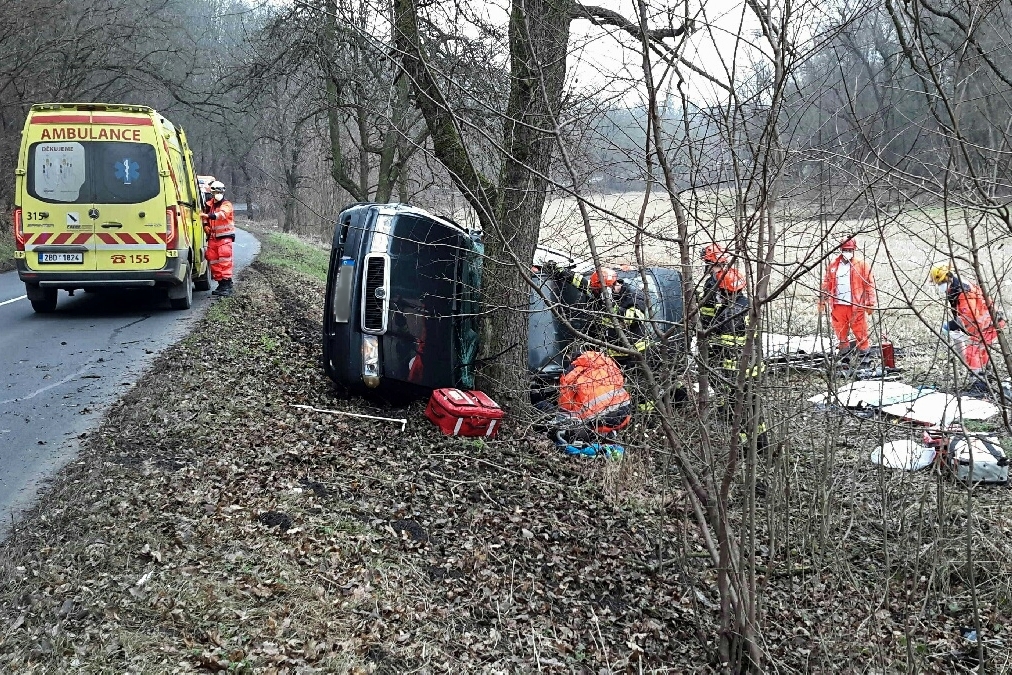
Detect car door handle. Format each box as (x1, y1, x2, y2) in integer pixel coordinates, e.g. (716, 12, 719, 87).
(101, 223, 123, 229)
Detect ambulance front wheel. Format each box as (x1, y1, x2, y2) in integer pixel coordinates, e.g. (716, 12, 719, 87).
(168, 268, 193, 310)
(193, 257, 211, 292)
(26, 284, 57, 313)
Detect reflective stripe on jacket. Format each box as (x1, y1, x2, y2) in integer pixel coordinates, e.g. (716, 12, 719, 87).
(594, 286, 648, 353)
(821, 256, 875, 309)
(206, 199, 236, 239)
(558, 351, 631, 421)
(698, 272, 722, 326)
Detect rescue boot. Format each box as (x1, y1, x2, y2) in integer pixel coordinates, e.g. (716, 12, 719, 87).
(964, 374, 991, 399)
(212, 278, 234, 297)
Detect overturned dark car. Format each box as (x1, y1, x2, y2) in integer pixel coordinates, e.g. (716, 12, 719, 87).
(322, 202, 684, 396)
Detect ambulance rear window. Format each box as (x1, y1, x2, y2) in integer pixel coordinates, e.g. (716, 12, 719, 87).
(93, 142, 159, 204)
(27, 141, 160, 205)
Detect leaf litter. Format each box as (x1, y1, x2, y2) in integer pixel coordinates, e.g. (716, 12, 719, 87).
(0, 233, 1010, 672)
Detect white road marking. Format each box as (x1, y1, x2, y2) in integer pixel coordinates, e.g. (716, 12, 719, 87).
(0, 295, 27, 307)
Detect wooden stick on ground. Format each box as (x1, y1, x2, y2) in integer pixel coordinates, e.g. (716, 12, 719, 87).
(290, 404, 407, 431)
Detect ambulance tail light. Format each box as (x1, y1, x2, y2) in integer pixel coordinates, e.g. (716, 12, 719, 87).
(165, 207, 178, 248)
(13, 208, 25, 250)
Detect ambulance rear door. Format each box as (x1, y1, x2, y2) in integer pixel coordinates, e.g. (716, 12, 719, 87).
(22, 132, 96, 271)
(22, 109, 167, 274)
(90, 114, 167, 273)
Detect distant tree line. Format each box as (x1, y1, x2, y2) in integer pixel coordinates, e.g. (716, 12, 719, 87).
(4, 0, 1012, 233)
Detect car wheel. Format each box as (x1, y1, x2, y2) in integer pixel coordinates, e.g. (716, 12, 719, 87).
(169, 268, 193, 310)
(26, 284, 57, 313)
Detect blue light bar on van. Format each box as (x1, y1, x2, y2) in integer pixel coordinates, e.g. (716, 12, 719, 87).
(32, 103, 154, 114)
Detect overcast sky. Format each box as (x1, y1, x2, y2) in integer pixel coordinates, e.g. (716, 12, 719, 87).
(565, 0, 769, 104)
(563, 0, 834, 107)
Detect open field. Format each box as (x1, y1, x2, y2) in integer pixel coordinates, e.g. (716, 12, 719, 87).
(540, 192, 1012, 386)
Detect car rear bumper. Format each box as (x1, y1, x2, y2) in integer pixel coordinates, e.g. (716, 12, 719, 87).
(16, 250, 189, 289)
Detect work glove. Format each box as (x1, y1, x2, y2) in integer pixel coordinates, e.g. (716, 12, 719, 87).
(942, 320, 963, 336)
(997, 311, 1007, 331)
(541, 259, 559, 276)
(865, 308, 873, 316)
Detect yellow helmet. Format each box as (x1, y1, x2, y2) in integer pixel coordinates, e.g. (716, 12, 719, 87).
(928, 263, 952, 285)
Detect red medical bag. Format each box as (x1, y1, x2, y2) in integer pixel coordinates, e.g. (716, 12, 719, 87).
(425, 388, 504, 437)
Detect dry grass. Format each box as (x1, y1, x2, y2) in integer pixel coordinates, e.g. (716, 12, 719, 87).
(0, 226, 14, 273)
(539, 192, 1012, 385)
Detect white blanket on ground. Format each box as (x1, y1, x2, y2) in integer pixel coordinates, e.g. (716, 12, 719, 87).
(809, 381, 927, 409)
(870, 440, 936, 470)
(764, 332, 835, 357)
(880, 392, 1001, 426)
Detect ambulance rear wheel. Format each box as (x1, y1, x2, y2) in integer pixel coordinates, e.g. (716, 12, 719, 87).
(168, 269, 193, 310)
(26, 284, 57, 313)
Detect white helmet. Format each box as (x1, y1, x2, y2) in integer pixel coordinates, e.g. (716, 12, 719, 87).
(209, 180, 225, 201)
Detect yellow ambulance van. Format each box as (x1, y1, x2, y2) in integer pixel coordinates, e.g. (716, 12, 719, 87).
(12, 103, 210, 312)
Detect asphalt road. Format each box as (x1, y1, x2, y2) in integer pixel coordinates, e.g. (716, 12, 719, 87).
(0, 229, 260, 541)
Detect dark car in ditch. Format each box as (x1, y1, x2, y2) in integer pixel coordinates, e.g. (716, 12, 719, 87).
(322, 202, 684, 396)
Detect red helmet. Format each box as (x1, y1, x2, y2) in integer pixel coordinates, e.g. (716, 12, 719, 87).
(702, 243, 727, 264)
(718, 268, 746, 293)
(840, 238, 857, 251)
(589, 267, 617, 292)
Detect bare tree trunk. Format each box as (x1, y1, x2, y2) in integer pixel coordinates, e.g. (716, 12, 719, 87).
(393, 0, 567, 406)
(476, 0, 571, 404)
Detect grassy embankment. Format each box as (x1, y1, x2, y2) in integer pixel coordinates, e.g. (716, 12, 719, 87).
(0, 228, 14, 273)
(259, 231, 331, 282)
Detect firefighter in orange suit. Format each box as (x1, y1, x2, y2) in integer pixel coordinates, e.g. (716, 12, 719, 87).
(203, 180, 236, 297)
(818, 237, 876, 362)
(930, 263, 1005, 397)
(538, 350, 632, 444)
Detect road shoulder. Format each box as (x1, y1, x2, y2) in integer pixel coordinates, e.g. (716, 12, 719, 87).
(0, 232, 690, 672)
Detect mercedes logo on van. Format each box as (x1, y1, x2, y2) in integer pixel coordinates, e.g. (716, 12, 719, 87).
(88, 208, 100, 219)
(374, 287, 387, 299)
